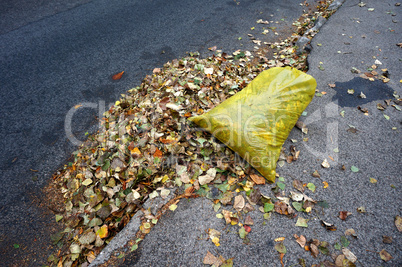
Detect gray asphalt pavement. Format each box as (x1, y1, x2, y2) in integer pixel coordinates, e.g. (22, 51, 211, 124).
(0, 0, 310, 265)
(108, 0, 401, 266)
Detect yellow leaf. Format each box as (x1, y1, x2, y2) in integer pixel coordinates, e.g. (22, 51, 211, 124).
(323, 181, 329, 188)
(370, 178, 377, 184)
(96, 225, 108, 239)
(131, 147, 141, 155)
(275, 237, 285, 242)
(74, 104, 82, 109)
(212, 237, 220, 246)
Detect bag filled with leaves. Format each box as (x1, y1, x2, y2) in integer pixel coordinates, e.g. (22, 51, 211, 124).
(189, 66, 316, 183)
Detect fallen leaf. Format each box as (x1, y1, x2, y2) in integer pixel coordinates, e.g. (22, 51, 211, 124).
(310, 243, 319, 258)
(382, 236, 392, 245)
(275, 237, 285, 242)
(379, 249, 393, 262)
(293, 179, 304, 192)
(357, 206, 366, 213)
(79, 231, 96, 245)
(275, 242, 287, 254)
(312, 170, 320, 178)
(350, 166, 359, 172)
(340, 236, 350, 248)
(307, 183, 316, 192)
(294, 234, 306, 247)
(198, 174, 214, 185)
(345, 229, 357, 238)
(295, 217, 308, 227)
(244, 215, 254, 225)
(169, 203, 177, 211)
(203, 251, 219, 265)
(277, 182, 285, 190)
(275, 201, 294, 215)
(335, 255, 345, 266)
(295, 121, 308, 134)
(321, 220, 337, 231)
(323, 181, 329, 188)
(234, 195, 245, 211)
(96, 225, 108, 239)
(222, 210, 232, 224)
(250, 174, 265, 185)
(220, 192, 233, 205)
(55, 215, 63, 222)
(153, 148, 163, 158)
(70, 243, 81, 254)
(209, 228, 221, 246)
(290, 191, 304, 202)
(339, 211, 352, 220)
(395, 215, 402, 231)
(264, 203, 275, 212)
(112, 71, 124, 80)
(239, 227, 247, 239)
(377, 103, 386, 111)
(208, 46, 217, 51)
(292, 202, 302, 212)
(342, 248, 357, 263)
(369, 177, 377, 184)
(321, 159, 330, 168)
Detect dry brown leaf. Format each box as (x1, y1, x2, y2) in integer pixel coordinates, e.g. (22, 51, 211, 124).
(250, 174, 266, 185)
(335, 255, 345, 266)
(339, 211, 352, 220)
(244, 215, 254, 225)
(312, 170, 320, 178)
(294, 234, 306, 247)
(383, 236, 392, 244)
(342, 248, 357, 263)
(234, 195, 245, 211)
(203, 251, 219, 265)
(222, 210, 232, 224)
(293, 179, 304, 192)
(310, 243, 319, 258)
(345, 228, 357, 238)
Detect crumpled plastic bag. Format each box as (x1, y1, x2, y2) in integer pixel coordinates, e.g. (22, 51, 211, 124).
(189, 66, 317, 183)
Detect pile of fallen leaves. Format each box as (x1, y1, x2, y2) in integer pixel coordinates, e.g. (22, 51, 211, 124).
(47, 1, 340, 266)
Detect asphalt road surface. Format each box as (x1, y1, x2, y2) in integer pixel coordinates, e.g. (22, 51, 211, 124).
(0, 0, 309, 265)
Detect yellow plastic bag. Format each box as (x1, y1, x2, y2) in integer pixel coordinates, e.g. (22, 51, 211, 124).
(189, 67, 316, 183)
